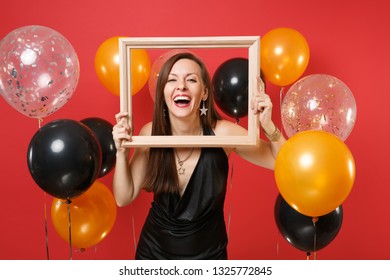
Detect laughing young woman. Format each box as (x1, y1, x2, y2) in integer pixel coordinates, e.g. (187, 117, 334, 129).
(112, 52, 285, 259)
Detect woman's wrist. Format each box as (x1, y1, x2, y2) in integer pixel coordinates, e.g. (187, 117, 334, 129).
(262, 125, 282, 142)
(116, 148, 130, 158)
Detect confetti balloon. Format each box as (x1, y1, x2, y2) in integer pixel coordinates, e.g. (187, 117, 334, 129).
(0, 25, 80, 119)
(281, 74, 357, 141)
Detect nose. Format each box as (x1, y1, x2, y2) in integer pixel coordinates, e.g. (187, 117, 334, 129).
(176, 81, 187, 91)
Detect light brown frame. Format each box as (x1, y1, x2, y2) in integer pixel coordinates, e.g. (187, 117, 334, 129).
(119, 36, 260, 147)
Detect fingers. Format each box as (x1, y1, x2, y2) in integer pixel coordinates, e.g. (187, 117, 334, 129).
(115, 112, 128, 123)
(257, 76, 265, 94)
(252, 97, 273, 115)
(252, 77, 266, 110)
(251, 94, 272, 115)
(113, 124, 131, 139)
(114, 112, 130, 131)
(113, 112, 132, 147)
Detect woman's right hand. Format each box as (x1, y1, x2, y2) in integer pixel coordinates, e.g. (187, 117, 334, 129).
(113, 112, 132, 153)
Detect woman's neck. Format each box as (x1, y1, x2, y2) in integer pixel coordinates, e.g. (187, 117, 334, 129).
(170, 115, 202, 136)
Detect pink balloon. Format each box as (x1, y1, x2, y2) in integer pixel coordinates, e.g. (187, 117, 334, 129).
(0, 25, 79, 119)
(147, 49, 194, 102)
(281, 74, 357, 141)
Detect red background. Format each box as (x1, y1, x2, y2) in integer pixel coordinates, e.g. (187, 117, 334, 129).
(0, 0, 389, 260)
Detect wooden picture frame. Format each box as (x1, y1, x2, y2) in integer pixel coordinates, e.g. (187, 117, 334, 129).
(119, 36, 260, 147)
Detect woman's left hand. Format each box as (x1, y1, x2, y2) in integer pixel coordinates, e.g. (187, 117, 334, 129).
(251, 77, 275, 133)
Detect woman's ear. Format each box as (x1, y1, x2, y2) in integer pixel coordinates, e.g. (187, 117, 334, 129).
(203, 88, 209, 100)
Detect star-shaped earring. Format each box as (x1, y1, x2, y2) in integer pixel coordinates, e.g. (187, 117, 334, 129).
(200, 100, 208, 116)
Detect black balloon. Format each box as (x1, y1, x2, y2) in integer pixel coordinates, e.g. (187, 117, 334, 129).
(212, 58, 248, 119)
(81, 117, 116, 178)
(274, 194, 343, 252)
(27, 119, 102, 199)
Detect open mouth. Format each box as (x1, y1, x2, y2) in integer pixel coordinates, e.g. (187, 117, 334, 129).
(173, 95, 191, 106)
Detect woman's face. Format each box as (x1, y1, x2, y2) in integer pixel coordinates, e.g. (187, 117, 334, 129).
(163, 58, 207, 119)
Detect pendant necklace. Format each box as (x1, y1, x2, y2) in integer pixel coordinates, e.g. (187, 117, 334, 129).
(174, 128, 203, 175)
(175, 147, 195, 175)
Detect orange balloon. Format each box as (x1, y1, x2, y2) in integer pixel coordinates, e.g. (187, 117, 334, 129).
(261, 27, 310, 86)
(94, 36, 151, 96)
(274, 130, 355, 217)
(51, 180, 117, 249)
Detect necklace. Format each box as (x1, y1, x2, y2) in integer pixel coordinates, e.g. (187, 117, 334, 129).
(175, 147, 195, 175)
(174, 128, 203, 175)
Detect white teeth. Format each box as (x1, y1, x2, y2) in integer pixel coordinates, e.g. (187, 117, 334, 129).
(174, 95, 190, 102)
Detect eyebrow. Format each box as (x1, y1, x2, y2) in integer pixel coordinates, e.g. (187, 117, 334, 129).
(168, 72, 199, 77)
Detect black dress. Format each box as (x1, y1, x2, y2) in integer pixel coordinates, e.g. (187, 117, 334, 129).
(135, 129, 229, 259)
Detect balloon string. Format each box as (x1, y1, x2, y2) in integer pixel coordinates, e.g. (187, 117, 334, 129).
(43, 192, 50, 260)
(279, 87, 285, 136)
(227, 157, 234, 238)
(131, 204, 137, 256)
(39, 119, 49, 259)
(312, 217, 318, 260)
(66, 199, 73, 260)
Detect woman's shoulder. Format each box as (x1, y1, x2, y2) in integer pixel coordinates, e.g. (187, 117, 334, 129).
(214, 119, 247, 136)
(139, 122, 152, 136)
